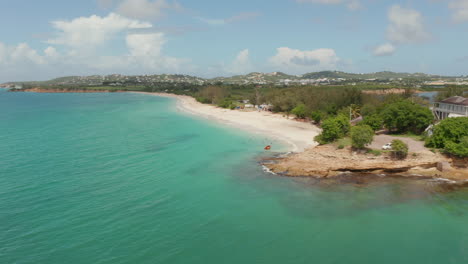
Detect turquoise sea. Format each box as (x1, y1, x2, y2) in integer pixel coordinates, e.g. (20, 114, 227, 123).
(0, 89, 467, 264)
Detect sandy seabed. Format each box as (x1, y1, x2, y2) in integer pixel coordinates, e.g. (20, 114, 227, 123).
(134, 92, 321, 152)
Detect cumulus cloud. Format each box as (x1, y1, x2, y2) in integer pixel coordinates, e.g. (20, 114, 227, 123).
(0, 12, 190, 82)
(372, 43, 396, 56)
(386, 5, 431, 44)
(226, 49, 253, 74)
(296, 0, 362, 11)
(0, 43, 47, 65)
(0, 42, 60, 81)
(124, 33, 186, 72)
(269, 47, 340, 73)
(449, 0, 468, 22)
(47, 13, 152, 50)
(369, 5, 431, 57)
(116, 0, 181, 20)
(196, 12, 261, 26)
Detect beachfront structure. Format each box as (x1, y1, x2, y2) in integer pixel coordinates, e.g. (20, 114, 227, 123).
(432, 96, 468, 120)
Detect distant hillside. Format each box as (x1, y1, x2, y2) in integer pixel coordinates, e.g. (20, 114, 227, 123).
(302, 71, 449, 80)
(3, 71, 462, 87)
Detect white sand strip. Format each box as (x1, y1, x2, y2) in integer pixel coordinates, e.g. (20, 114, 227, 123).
(133, 92, 321, 152)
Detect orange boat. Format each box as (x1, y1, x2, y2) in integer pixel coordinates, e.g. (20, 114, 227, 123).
(264, 145, 271, 150)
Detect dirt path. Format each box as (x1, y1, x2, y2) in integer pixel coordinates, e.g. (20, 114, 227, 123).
(369, 135, 427, 152)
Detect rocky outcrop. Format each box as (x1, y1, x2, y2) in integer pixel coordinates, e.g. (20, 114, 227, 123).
(265, 145, 468, 181)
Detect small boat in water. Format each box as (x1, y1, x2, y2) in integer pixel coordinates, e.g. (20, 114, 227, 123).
(264, 145, 271, 150)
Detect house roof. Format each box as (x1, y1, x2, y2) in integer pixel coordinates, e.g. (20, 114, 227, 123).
(439, 96, 468, 106)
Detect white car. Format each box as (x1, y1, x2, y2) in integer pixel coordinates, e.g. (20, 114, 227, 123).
(382, 143, 392, 150)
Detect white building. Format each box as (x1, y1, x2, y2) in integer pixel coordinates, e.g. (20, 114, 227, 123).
(432, 96, 468, 120)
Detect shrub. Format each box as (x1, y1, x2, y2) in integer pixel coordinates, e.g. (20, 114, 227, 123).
(337, 144, 345, 149)
(310, 110, 324, 124)
(315, 118, 342, 144)
(444, 136, 468, 158)
(391, 139, 408, 159)
(426, 117, 468, 147)
(218, 98, 234, 109)
(196, 96, 211, 104)
(292, 104, 307, 119)
(315, 115, 350, 144)
(350, 125, 374, 149)
(381, 100, 433, 134)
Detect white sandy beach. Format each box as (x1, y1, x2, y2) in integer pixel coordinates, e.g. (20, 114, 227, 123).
(135, 92, 321, 152)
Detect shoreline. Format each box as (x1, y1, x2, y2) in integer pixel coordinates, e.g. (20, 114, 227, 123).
(132, 92, 321, 152)
(10, 89, 467, 183)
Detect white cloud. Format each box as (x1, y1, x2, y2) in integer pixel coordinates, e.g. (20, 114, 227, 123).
(6, 43, 46, 65)
(0, 12, 191, 82)
(197, 12, 261, 26)
(47, 13, 151, 50)
(227, 49, 253, 74)
(196, 17, 226, 25)
(372, 43, 396, 56)
(449, 0, 468, 22)
(386, 5, 431, 44)
(296, 0, 362, 11)
(123, 33, 186, 72)
(269, 47, 340, 73)
(116, 0, 181, 20)
(369, 5, 431, 57)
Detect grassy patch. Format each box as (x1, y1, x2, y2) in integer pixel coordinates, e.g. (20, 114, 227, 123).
(367, 149, 382, 156)
(335, 137, 352, 148)
(388, 133, 424, 141)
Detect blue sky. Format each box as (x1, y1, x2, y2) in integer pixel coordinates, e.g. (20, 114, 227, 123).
(1, 0, 468, 82)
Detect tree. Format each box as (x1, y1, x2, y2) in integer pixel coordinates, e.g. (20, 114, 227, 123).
(199, 86, 228, 104)
(310, 110, 324, 124)
(426, 117, 468, 157)
(436, 85, 465, 102)
(335, 114, 351, 136)
(391, 139, 408, 159)
(314, 115, 350, 144)
(381, 100, 433, 134)
(292, 104, 307, 119)
(350, 125, 374, 149)
(362, 114, 383, 131)
(315, 118, 342, 144)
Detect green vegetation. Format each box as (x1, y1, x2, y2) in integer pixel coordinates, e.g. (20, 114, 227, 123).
(380, 100, 433, 134)
(336, 137, 352, 148)
(315, 114, 350, 144)
(435, 85, 466, 101)
(361, 114, 383, 131)
(350, 125, 374, 149)
(426, 117, 468, 157)
(367, 149, 382, 156)
(391, 139, 409, 160)
(291, 104, 307, 119)
(310, 110, 324, 124)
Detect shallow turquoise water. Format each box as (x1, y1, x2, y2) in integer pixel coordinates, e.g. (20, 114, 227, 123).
(0, 90, 467, 264)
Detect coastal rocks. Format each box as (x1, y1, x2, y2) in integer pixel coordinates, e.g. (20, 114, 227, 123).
(437, 161, 452, 172)
(265, 145, 468, 181)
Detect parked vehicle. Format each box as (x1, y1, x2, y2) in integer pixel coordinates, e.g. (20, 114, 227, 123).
(382, 143, 392, 150)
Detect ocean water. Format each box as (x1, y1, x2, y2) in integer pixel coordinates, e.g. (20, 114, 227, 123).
(0, 90, 467, 264)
